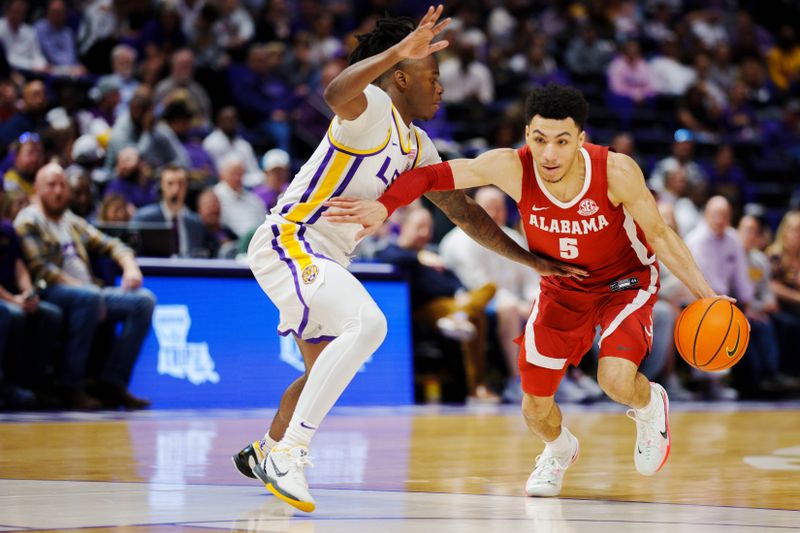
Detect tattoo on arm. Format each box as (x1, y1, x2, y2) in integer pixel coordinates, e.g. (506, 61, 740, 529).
(424, 191, 529, 264)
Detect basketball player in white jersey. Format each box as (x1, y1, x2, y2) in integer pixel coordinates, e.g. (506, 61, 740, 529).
(233, 6, 585, 512)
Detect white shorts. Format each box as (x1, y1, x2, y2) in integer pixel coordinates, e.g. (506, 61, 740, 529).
(248, 216, 366, 343)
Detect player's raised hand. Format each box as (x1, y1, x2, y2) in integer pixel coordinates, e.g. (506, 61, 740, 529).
(396, 5, 451, 60)
(323, 197, 389, 240)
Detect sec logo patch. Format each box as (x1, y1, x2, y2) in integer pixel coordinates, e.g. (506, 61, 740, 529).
(578, 199, 599, 216)
(302, 264, 319, 284)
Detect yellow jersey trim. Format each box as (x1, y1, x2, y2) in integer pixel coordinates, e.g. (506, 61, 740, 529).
(278, 223, 313, 269)
(284, 151, 351, 222)
(326, 122, 391, 156)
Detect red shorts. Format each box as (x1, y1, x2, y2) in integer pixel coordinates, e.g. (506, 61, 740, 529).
(517, 283, 657, 397)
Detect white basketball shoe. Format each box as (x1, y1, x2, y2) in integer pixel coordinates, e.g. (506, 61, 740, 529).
(253, 445, 316, 513)
(627, 382, 671, 476)
(525, 428, 580, 497)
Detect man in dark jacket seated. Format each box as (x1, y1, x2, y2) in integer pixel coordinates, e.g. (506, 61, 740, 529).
(132, 164, 205, 257)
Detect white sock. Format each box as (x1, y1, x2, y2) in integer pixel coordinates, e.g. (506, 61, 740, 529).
(280, 414, 318, 448)
(636, 385, 659, 417)
(261, 434, 278, 450)
(545, 426, 573, 457)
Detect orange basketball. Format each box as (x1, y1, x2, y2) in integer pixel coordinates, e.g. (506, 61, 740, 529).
(674, 298, 750, 371)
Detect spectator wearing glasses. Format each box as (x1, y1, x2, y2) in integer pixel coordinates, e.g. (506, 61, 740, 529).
(4, 132, 44, 198)
(14, 163, 156, 410)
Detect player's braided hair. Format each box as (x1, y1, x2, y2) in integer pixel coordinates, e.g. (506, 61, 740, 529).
(349, 15, 416, 65)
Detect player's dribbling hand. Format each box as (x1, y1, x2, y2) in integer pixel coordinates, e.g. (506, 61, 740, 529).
(323, 197, 389, 240)
(395, 5, 451, 60)
(699, 291, 736, 304)
(530, 255, 589, 279)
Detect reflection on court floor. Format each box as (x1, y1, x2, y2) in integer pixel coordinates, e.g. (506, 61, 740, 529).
(0, 403, 798, 532)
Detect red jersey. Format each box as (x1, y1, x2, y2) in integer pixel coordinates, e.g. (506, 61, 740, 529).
(516, 142, 659, 293)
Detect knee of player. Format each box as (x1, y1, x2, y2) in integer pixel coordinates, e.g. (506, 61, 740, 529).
(597, 367, 634, 400)
(359, 307, 387, 345)
(522, 393, 554, 421)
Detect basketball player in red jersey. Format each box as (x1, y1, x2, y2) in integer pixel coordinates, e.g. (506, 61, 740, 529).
(323, 83, 731, 496)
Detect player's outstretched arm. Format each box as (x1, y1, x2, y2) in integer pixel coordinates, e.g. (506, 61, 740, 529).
(425, 190, 588, 278)
(323, 5, 450, 120)
(322, 148, 521, 236)
(607, 152, 725, 301)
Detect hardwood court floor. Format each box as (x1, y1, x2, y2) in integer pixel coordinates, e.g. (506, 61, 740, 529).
(0, 403, 798, 532)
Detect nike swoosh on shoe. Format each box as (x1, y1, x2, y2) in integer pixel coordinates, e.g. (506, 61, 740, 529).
(270, 456, 289, 477)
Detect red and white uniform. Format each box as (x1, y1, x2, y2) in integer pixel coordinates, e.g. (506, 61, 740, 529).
(515, 143, 660, 396)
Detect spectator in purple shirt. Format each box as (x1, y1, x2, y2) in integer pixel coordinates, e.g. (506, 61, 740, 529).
(607, 39, 656, 128)
(685, 196, 756, 399)
(253, 148, 290, 212)
(228, 42, 294, 153)
(702, 144, 755, 206)
(139, 1, 186, 84)
(103, 146, 157, 213)
(686, 196, 755, 303)
(141, 1, 186, 56)
(724, 80, 760, 143)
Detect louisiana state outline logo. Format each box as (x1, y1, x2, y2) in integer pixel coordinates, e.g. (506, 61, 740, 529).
(577, 199, 599, 216)
(302, 264, 319, 284)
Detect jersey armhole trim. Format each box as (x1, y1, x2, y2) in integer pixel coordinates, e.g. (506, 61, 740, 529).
(411, 128, 423, 168)
(327, 122, 392, 156)
(391, 107, 413, 154)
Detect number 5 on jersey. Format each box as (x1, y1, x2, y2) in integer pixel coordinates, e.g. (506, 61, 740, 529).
(559, 237, 579, 259)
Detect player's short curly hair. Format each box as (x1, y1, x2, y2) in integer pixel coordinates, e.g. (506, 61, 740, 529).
(525, 83, 590, 131)
(349, 16, 415, 66)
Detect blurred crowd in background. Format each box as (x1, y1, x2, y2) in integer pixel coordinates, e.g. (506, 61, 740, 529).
(0, 0, 799, 410)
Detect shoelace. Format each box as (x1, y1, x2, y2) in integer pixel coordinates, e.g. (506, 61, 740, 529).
(626, 409, 659, 450)
(295, 453, 314, 470)
(270, 447, 315, 472)
(532, 453, 569, 484)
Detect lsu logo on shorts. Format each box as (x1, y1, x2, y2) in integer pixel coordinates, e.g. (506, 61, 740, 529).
(302, 264, 319, 284)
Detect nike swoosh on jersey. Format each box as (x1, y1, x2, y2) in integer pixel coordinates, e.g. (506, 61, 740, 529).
(531, 206, 549, 211)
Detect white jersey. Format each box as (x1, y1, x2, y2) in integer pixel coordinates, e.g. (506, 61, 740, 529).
(272, 84, 441, 265)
